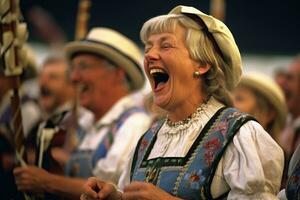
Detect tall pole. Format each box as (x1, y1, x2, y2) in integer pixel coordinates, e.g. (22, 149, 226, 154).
(75, 0, 91, 40)
(0, 0, 28, 163)
(64, 0, 92, 153)
(210, 0, 226, 21)
(0, 0, 36, 199)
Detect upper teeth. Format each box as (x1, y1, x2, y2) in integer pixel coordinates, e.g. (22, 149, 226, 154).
(150, 68, 165, 74)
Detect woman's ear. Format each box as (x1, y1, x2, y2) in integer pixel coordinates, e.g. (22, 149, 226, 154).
(198, 63, 211, 75)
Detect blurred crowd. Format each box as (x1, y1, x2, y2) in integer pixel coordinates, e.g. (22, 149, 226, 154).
(1, 3, 300, 200)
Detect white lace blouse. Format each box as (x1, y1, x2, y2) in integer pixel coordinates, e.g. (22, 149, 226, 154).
(118, 98, 284, 199)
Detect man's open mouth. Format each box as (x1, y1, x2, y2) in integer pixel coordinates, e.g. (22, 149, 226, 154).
(150, 68, 169, 89)
(40, 87, 53, 97)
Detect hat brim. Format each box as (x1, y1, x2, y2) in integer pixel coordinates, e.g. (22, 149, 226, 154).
(65, 40, 145, 91)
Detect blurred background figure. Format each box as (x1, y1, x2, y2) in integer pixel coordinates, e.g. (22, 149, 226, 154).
(13, 27, 152, 200)
(233, 72, 289, 189)
(38, 56, 75, 120)
(279, 54, 300, 159)
(274, 68, 288, 91)
(278, 57, 300, 198)
(233, 72, 287, 143)
(25, 55, 78, 171)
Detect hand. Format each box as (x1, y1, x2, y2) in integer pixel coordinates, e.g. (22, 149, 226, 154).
(13, 166, 50, 194)
(0, 152, 15, 171)
(123, 182, 182, 200)
(51, 147, 70, 168)
(81, 177, 121, 200)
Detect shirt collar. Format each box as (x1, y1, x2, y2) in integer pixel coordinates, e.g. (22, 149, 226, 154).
(94, 95, 137, 130)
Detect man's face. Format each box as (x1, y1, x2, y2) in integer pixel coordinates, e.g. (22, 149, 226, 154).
(69, 54, 118, 113)
(38, 62, 72, 113)
(283, 60, 300, 116)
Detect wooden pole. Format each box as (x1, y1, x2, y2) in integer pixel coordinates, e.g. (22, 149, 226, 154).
(0, 0, 28, 160)
(75, 0, 91, 40)
(210, 0, 226, 21)
(64, 0, 92, 153)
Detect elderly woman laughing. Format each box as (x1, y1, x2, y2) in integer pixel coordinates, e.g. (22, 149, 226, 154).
(80, 5, 284, 200)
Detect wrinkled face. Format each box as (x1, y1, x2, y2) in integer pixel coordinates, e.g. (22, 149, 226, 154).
(143, 25, 201, 111)
(282, 61, 300, 115)
(38, 62, 73, 113)
(69, 54, 117, 112)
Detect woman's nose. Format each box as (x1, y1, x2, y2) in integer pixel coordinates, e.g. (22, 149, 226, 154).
(145, 47, 160, 61)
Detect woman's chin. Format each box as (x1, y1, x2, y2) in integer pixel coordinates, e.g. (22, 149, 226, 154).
(153, 96, 171, 111)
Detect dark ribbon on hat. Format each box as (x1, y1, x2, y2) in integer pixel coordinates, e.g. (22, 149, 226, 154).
(76, 39, 144, 80)
(183, 13, 226, 62)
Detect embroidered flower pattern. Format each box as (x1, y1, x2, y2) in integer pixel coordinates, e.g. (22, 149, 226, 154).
(227, 111, 241, 120)
(211, 121, 228, 136)
(203, 138, 222, 165)
(183, 169, 206, 189)
(139, 138, 149, 154)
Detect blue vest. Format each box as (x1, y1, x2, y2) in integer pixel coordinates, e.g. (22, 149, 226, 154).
(65, 107, 146, 178)
(131, 107, 254, 200)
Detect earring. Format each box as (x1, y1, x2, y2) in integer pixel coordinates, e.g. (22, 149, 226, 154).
(193, 71, 201, 78)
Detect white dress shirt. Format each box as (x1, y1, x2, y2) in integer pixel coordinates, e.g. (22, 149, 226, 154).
(78, 95, 151, 184)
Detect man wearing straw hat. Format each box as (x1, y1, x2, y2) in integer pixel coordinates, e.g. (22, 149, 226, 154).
(13, 27, 151, 199)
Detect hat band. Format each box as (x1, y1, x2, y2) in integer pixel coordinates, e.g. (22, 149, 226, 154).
(183, 13, 225, 62)
(82, 39, 143, 76)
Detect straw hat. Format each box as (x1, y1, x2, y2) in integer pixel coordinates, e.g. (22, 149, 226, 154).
(64, 27, 145, 91)
(169, 5, 242, 90)
(240, 72, 287, 129)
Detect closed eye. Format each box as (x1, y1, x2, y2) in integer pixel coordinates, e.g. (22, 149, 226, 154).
(161, 43, 173, 49)
(145, 47, 151, 53)
(145, 44, 153, 53)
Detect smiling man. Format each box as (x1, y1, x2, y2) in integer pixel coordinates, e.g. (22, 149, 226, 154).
(38, 56, 75, 119)
(13, 28, 151, 200)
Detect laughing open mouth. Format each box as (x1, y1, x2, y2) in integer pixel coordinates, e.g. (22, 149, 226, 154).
(150, 68, 169, 89)
(40, 87, 53, 97)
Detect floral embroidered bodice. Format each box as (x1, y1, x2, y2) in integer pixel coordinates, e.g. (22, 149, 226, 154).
(130, 107, 254, 200)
